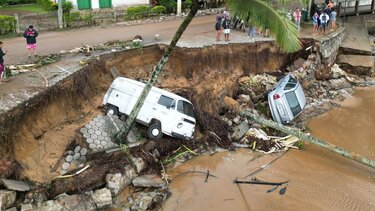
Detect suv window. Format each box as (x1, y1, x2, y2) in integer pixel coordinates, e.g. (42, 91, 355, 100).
(158, 95, 175, 109)
(177, 100, 195, 118)
(284, 77, 297, 91)
(285, 91, 301, 117)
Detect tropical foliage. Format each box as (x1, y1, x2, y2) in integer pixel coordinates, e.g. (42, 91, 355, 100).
(228, 0, 301, 52)
(0, 15, 16, 35)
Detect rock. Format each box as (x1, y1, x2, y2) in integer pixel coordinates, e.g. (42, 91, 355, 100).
(0, 190, 16, 210)
(21, 204, 35, 211)
(232, 116, 241, 124)
(231, 120, 250, 141)
(80, 148, 88, 156)
(127, 128, 138, 143)
(132, 174, 165, 188)
(131, 192, 161, 211)
(106, 168, 136, 196)
(36, 200, 64, 211)
(91, 188, 112, 209)
(131, 157, 146, 174)
(6, 207, 17, 211)
(337, 54, 374, 76)
(331, 64, 347, 79)
(238, 94, 251, 103)
(62, 162, 70, 170)
(1, 178, 30, 191)
(57, 194, 96, 210)
(327, 78, 351, 90)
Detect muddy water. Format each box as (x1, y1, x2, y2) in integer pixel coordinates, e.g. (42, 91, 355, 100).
(307, 87, 375, 160)
(162, 88, 375, 211)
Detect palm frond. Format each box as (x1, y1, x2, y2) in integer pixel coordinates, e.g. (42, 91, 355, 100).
(228, 0, 301, 52)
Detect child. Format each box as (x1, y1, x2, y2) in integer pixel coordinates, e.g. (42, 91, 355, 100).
(23, 25, 38, 59)
(312, 12, 319, 35)
(0, 41, 8, 81)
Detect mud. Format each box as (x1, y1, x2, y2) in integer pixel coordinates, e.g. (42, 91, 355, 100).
(162, 148, 375, 211)
(0, 42, 305, 183)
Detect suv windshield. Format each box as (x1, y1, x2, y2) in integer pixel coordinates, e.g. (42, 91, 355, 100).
(177, 100, 195, 118)
(284, 77, 297, 91)
(285, 91, 302, 117)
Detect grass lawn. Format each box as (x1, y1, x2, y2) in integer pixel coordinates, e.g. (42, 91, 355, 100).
(0, 4, 48, 14)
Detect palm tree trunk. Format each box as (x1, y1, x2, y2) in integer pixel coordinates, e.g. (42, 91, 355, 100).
(115, 0, 201, 143)
(242, 111, 375, 169)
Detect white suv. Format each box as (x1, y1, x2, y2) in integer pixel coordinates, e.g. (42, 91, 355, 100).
(268, 74, 306, 124)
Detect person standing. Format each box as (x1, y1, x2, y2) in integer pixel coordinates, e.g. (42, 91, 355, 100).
(23, 25, 38, 59)
(215, 11, 223, 42)
(319, 12, 329, 34)
(0, 41, 8, 81)
(312, 12, 319, 35)
(330, 8, 337, 30)
(222, 15, 231, 41)
(293, 7, 302, 30)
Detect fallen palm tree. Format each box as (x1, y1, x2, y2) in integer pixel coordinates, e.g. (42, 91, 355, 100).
(242, 111, 375, 169)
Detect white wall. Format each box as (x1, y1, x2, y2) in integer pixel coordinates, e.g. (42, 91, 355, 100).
(68, 0, 149, 9)
(112, 0, 149, 7)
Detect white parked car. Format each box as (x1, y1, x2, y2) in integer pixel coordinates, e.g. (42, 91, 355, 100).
(103, 77, 196, 140)
(268, 74, 306, 124)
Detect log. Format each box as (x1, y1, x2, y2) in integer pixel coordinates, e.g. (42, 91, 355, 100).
(242, 111, 375, 169)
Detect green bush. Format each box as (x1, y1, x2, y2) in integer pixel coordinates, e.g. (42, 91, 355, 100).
(150, 5, 166, 14)
(159, 0, 176, 13)
(64, 11, 80, 27)
(6, 0, 21, 5)
(0, 15, 16, 35)
(37, 0, 53, 10)
(125, 5, 149, 20)
(82, 11, 95, 25)
(51, 0, 73, 13)
(182, 0, 192, 10)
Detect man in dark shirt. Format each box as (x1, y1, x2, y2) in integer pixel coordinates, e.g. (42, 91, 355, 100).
(0, 41, 8, 81)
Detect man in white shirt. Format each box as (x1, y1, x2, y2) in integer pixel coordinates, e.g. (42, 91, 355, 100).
(319, 12, 330, 34)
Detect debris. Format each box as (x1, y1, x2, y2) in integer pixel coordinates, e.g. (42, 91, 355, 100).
(0, 190, 16, 210)
(233, 178, 289, 186)
(163, 145, 197, 164)
(132, 174, 165, 188)
(171, 170, 218, 183)
(245, 150, 289, 178)
(131, 157, 146, 174)
(55, 165, 90, 179)
(1, 179, 30, 191)
(91, 188, 112, 209)
(231, 120, 250, 140)
(106, 172, 134, 196)
(110, 66, 120, 79)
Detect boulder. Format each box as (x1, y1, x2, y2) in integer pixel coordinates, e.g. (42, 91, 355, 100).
(106, 166, 137, 196)
(131, 192, 162, 211)
(223, 96, 240, 114)
(57, 194, 96, 210)
(131, 157, 146, 174)
(91, 188, 112, 209)
(0, 190, 16, 210)
(231, 120, 250, 141)
(337, 54, 374, 76)
(132, 174, 165, 188)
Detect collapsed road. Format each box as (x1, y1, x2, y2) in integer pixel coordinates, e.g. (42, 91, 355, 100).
(0, 20, 375, 210)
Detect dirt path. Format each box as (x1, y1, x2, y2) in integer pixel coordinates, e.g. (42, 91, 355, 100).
(2, 15, 216, 65)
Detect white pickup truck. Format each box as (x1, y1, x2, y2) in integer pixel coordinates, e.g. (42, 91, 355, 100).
(103, 77, 196, 140)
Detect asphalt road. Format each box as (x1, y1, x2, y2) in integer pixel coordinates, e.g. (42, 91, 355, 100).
(2, 15, 216, 64)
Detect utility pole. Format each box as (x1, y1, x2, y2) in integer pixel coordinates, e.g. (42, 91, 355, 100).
(177, 0, 182, 15)
(58, 0, 63, 29)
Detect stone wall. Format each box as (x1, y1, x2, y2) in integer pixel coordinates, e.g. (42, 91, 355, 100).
(316, 27, 346, 67)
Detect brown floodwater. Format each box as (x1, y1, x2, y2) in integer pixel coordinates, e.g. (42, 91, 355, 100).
(161, 88, 375, 211)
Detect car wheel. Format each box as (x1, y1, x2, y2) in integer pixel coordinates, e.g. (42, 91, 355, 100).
(106, 105, 119, 116)
(147, 122, 163, 140)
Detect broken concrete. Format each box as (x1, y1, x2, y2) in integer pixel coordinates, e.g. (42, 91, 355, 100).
(1, 178, 30, 191)
(132, 174, 165, 188)
(106, 169, 137, 196)
(0, 190, 16, 210)
(91, 188, 112, 209)
(337, 54, 374, 76)
(231, 120, 250, 141)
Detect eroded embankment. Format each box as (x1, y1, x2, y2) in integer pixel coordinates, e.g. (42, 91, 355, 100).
(0, 41, 311, 183)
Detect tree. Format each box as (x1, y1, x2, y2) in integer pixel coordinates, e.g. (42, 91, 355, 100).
(115, 0, 301, 143)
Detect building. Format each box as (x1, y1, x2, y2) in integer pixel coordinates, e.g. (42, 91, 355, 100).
(69, 0, 149, 10)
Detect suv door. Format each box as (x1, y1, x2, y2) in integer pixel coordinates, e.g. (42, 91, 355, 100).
(172, 100, 195, 139)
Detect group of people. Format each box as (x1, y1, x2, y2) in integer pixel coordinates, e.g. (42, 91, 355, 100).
(0, 25, 38, 82)
(312, 1, 337, 35)
(215, 10, 231, 42)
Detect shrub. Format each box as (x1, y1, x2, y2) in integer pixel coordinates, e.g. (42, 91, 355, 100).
(6, 0, 21, 5)
(0, 15, 16, 35)
(51, 0, 72, 13)
(159, 0, 176, 13)
(125, 5, 149, 20)
(182, 0, 192, 10)
(82, 11, 95, 25)
(150, 5, 166, 15)
(37, 0, 53, 10)
(64, 11, 80, 27)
